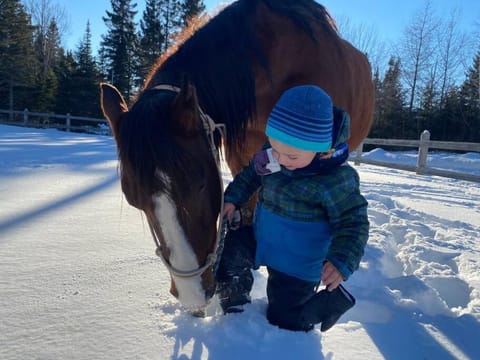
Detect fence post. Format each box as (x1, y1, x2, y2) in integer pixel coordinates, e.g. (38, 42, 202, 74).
(417, 130, 430, 175)
(23, 108, 28, 125)
(66, 113, 71, 132)
(354, 142, 364, 165)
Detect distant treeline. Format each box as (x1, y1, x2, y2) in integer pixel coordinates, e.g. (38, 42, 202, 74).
(1, 0, 479, 142)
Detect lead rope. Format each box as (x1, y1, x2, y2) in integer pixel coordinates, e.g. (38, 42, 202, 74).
(197, 107, 228, 274)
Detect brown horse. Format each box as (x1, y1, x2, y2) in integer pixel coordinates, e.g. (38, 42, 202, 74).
(100, 0, 374, 316)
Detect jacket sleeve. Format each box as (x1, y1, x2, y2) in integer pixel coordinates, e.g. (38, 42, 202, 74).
(323, 166, 369, 279)
(224, 161, 262, 207)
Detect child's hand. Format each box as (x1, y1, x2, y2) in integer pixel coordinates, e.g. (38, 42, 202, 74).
(321, 261, 343, 291)
(223, 202, 236, 221)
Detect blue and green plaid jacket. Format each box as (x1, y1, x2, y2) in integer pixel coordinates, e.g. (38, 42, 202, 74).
(224, 108, 369, 281)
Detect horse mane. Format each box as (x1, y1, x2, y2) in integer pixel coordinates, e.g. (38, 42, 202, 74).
(139, 0, 338, 153)
(119, 0, 341, 200)
(261, 0, 338, 36)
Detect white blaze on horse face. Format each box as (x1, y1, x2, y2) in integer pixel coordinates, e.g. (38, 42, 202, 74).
(152, 175, 206, 310)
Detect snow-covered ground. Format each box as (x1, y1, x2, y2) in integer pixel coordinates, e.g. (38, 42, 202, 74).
(1, 124, 479, 360)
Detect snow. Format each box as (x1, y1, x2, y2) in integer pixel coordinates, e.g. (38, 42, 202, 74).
(1, 124, 479, 360)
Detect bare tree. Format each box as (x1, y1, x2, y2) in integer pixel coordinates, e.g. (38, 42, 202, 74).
(335, 15, 387, 76)
(25, 0, 69, 36)
(435, 6, 471, 107)
(24, 0, 69, 72)
(474, 17, 480, 48)
(397, 0, 439, 114)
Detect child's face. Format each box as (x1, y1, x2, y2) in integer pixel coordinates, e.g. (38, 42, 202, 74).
(269, 138, 317, 170)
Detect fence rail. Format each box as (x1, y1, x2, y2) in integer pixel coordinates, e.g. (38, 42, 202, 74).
(1, 109, 479, 182)
(351, 130, 480, 183)
(0, 108, 108, 133)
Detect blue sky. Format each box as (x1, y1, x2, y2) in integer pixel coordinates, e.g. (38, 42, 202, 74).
(59, 0, 480, 52)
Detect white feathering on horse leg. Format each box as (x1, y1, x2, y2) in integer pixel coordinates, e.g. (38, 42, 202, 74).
(152, 191, 207, 311)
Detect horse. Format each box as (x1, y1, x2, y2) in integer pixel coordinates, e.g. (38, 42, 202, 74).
(100, 0, 375, 317)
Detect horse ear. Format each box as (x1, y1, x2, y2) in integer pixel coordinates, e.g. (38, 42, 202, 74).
(100, 83, 128, 140)
(171, 83, 199, 135)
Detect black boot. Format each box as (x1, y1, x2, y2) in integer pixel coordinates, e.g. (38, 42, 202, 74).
(215, 226, 256, 314)
(301, 284, 355, 332)
(217, 275, 252, 314)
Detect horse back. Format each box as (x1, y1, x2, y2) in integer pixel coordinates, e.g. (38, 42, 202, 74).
(227, 1, 374, 176)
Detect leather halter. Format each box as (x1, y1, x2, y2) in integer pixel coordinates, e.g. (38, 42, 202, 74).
(147, 84, 227, 278)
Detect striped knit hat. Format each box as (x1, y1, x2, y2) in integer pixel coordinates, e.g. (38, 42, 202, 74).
(266, 85, 333, 152)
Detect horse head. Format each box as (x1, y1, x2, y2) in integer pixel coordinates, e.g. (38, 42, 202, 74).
(100, 82, 223, 316)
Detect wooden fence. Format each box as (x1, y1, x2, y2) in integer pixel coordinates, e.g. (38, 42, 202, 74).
(1, 109, 479, 182)
(352, 130, 480, 183)
(0, 108, 108, 134)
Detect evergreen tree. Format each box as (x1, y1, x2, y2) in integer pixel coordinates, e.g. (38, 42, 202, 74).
(137, 0, 164, 85)
(461, 52, 480, 112)
(55, 50, 78, 116)
(430, 53, 479, 142)
(31, 19, 62, 112)
(97, 44, 110, 81)
(75, 22, 102, 117)
(101, 0, 139, 99)
(371, 67, 382, 135)
(0, 0, 35, 112)
(418, 73, 439, 135)
(371, 57, 407, 138)
(159, 0, 183, 52)
(432, 86, 461, 141)
(56, 22, 102, 117)
(26, 0, 68, 113)
(457, 52, 480, 142)
(180, 0, 206, 27)
(136, 0, 204, 85)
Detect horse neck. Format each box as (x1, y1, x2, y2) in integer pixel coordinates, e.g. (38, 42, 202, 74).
(151, 55, 258, 151)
